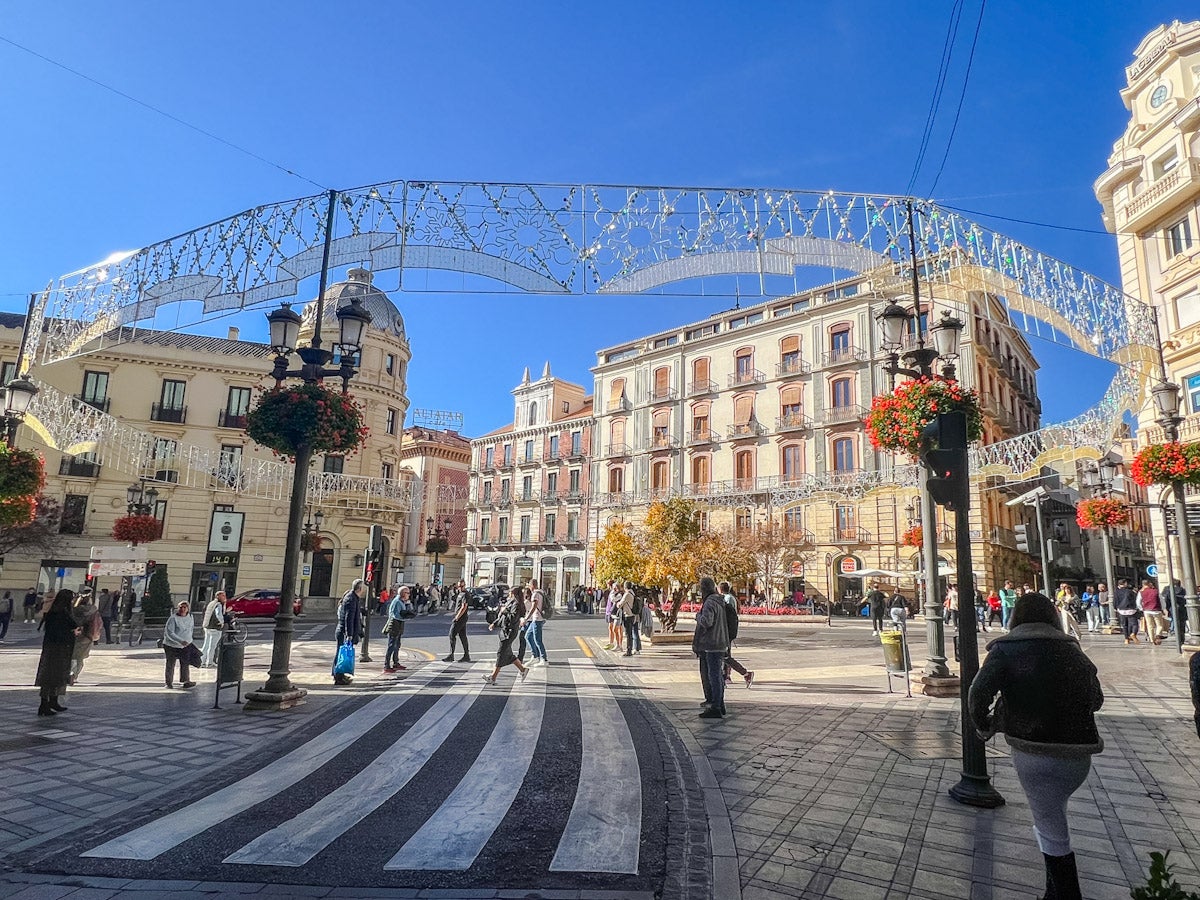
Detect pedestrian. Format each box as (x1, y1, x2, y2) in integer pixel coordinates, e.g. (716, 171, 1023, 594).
(429, 582, 442, 613)
(1097, 582, 1111, 626)
(22, 586, 38, 624)
(1191, 651, 1200, 740)
(889, 590, 909, 633)
(616, 580, 637, 657)
(603, 580, 623, 651)
(69, 591, 101, 684)
(1113, 578, 1140, 644)
(1021, 582, 1035, 597)
(694, 577, 730, 719)
(333, 579, 365, 684)
(162, 600, 196, 690)
(944, 584, 959, 629)
(1138, 580, 1166, 645)
(523, 579, 548, 666)
(377, 585, 390, 617)
(443, 587, 471, 662)
(969, 592, 1103, 900)
(1056, 586, 1082, 639)
(124, 587, 145, 646)
(985, 588, 1002, 628)
(720, 581, 754, 687)
(96, 588, 115, 644)
(0, 590, 12, 639)
(36, 589, 77, 715)
(483, 594, 530, 684)
(200, 590, 226, 668)
(1163, 578, 1186, 636)
(384, 585, 411, 672)
(974, 584, 989, 633)
(1081, 585, 1100, 633)
(509, 588, 529, 661)
(866, 583, 887, 635)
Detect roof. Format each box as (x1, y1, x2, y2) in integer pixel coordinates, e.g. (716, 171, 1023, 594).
(103, 326, 275, 358)
(302, 268, 406, 341)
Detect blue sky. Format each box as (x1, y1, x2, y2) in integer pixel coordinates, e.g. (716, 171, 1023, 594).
(0, 1, 1185, 434)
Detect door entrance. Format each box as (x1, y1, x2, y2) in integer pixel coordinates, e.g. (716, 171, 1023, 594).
(190, 565, 238, 608)
(311, 549, 334, 597)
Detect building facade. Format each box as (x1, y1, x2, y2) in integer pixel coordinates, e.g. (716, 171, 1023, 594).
(465, 364, 593, 602)
(1094, 19, 1200, 582)
(400, 425, 471, 586)
(1, 268, 415, 610)
(589, 275, 1043, 601)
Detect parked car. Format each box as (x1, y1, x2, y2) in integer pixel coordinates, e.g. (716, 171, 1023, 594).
(226, 589, 302, 618)
(467, 584, 508, 610)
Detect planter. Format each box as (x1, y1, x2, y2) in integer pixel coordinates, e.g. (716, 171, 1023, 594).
(1130, 441, 1200, 487)
(0, 445, 44, 500)
(866, 377, 982, 457)
(901, 525, 923, 547)
(1075, 497, 1129, 530)
(245, 382, 368, 460)
(112, 514, 163, 544)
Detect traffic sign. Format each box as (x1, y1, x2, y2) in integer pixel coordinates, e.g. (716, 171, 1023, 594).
(91, 546, 149, 562)
(302, 564, 312, 577)
(1146, 564, 1159, 578)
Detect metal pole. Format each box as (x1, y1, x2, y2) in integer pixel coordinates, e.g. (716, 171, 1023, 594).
(1033, 493, 1052, 596)
(1171, 480, 1200, 640)
(1100, 526, 1119, 633)
(921, 470, 950, 677)
(948, 490, 1005, 809)
(825, 552, 833, 627)
(1160, 503, 1183, 654)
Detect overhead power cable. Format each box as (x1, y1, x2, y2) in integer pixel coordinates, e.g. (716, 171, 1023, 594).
(926, 0, 988, 195)
(905, 0, 966, 196)
(0, 33, 327, 192)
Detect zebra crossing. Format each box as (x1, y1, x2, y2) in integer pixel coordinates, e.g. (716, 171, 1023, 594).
(80, 657, 651, 884)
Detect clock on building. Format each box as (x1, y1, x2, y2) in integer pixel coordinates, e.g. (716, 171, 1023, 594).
(1150, 84, 1170, 110)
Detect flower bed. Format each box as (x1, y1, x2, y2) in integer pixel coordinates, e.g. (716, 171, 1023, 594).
(1075, 497, 1129, 530)
(676, 602, 813, 616)
(865, 377, 982, 457)
(246, 382, 369, 459)
(1130, 441, 1200, 487)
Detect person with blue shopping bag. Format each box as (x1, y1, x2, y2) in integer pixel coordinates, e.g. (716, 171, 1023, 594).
(333, 579, 366, 685)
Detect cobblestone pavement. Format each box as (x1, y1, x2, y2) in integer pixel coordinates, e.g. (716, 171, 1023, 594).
(1, 612, 1197, 899)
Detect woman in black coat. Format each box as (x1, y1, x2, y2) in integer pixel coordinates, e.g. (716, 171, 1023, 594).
(969, 593, 1103, 900)
(36, 589, 78, 716)
(483, 592, 529, 684)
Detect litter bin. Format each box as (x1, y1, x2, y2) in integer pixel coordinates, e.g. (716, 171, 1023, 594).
(880, 631, 907, 672)
(213, 633, 245, 709)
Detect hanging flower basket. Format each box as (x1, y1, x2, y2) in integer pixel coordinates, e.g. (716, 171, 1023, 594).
(1075, 497, 1129, 530)
(112, 514, 163, 545)
(245, 382, 369, 460)
(865, 377, 983, 458)
(300, 531, 324, 554)
(0, 494, 37, 528)
(0, 444, 44, 501)
(1130, 441, 1200, 487)
(901, 525, 923, 547)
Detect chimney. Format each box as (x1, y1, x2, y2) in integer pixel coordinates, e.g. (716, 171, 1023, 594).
(227, 326, 240, 341)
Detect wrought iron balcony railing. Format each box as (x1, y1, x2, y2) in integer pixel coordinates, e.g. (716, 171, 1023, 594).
(150, 403, 187, 424)
(775, 359, 812, 377)
(815, 404, 866, 426)
(650, 433, 677, 450)
(727, 422, 766, 439)
(606, 442, 632, 458)
(775, 412, 813, 433)
(728, 368, 766, 388)
(830, 526, 872, 544)
(687, 428, 719, 445)
(687, 379, 718, 396)
(820, 346, 868, 367)
(78, 395, 110, 413)
(647, 386, 678, 403)
(218, 410, 248, 429)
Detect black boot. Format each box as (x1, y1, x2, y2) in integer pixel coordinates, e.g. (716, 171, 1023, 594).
(1045, 852, 1081, 900)
(1039, 853, 1057, 900)
(38, 700, 55, 716)
(49, 698, 68, 712)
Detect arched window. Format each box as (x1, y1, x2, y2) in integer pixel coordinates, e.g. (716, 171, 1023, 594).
(735, 507, 753, 532)
(780, 385, 803, 420)
(651, 459, 670, 492)
(832, 437, 856, 472)
(610, 417, 626, 448)
(829, 324, 851, 358)
(781, 444, 804, 483)
(607, 465, 625, 493)
(528, 402, 538, 426)
(831, 377, 853, 408)
(732, 393, 755, 434)
(691, 358, 711, 393)
(734, 347, 755, 385)
(652, 408, 671, 448)
(779, 335, 802, 374)
(735, 448, 756, 488)
(690, 454, 710, 486)
(608, 377, 627, 412)
(652, 366, 671, 401)
(690, 402, 711, 441)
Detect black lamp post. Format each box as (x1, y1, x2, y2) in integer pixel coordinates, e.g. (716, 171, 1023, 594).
(300, 508, 325, 601)
(126, 479, 160, 517)
(1150, 380, 1200, 644)
(1082, 457, 1121, 634)
(2, 373, 39, 445)
(426, 516, 452, 586)
(244, 189, 372, 711)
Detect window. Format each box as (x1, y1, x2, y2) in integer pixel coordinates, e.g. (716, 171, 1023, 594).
(218, 445, 243, 485)
(214, 503, 234, 513)
(571, 431, 582, 455)
(691, 455, 710, 486)
(835, 504, 857, 540)
(781, 444, 804, 482)
(652, 366, 671, 400)
(784, 507, 804, 532)
(499, 517, 509, 542)
(480, 518, 491, 542)
(780, 385, 803, 419)
(830, 328, 850, 354)
(1187, 373, 1200, 414)
(1153, 150, 1180, 180)
(60, 494, 87, 534)
(652, 409, 671, 447)
(780, 336, 802, 373)
(549, 435, 559, 458)
(381, 462, 394, 482)
(735, 449, 755, 487)
(562, 401, 570, 414)
(608, 377, 627, 412)
(520, 516, 531, 542)
(1167, 217, 1193, 257)
(733, 394, 755, 430)
(0, 361, 15, 387)
(735, 508, 752, 532)
(500, 478, 511, 501)
(567, 512, 579, 541)
(684, 323, 720, 341)
(728, 312, 764, 329)
(544, 513, 557, 541)
(691, 357, 711, 391)
(161, 379, 186, 409)
(485, 447, 495, 468)
(483, 481, 493, 502)
(735, 348, 754, 382)
(568, 468, 581, 494)
(529, 402, 538, 426)
(81, 371, 109, 407)
(652, 459, 670, 491)
(652, 335, 679, 349)
(610, 417, 626, 449)
(524, 439, 534, 462)
(323, 455, 344, 474)
(227, 386, 251, 417)
(546, 471, 558, 495)
(385, 353, 395, 375)
(386, 407, 398, 435)
(503, 444, 512, 465)
(522, 475, 533, 500)
(691, 403, 711, 439)
(833, 437, 855, 472)
(152, 499, 168, 527)
(832, 378, 853, 408)
(153, 438, 177, 463)
(608, 466, 625, 493)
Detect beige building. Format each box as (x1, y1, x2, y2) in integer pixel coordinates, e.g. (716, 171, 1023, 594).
(465, 364, 593, 601)
(589, 275, 1042, 602)
(399, 425, 471, 586)
(1094, 19, 1200, 580)
(0, 268, 415, 610)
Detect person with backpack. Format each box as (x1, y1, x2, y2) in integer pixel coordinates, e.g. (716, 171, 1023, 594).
(720, 581, 754, 687)
(866, 584, 887, 635)
(483, 594, 530, 685)
(1113, 578, 1140, 644)
(693, 577, 730, 719)
(523, 579, 548, 667)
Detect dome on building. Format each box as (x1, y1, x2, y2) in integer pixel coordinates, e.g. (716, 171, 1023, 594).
(300, 268, 406, 341)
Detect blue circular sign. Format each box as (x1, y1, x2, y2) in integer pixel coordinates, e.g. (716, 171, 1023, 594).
(1146, 564, 1159, 578)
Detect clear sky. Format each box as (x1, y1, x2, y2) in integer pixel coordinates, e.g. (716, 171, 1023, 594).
(0, 1, 1185, 435)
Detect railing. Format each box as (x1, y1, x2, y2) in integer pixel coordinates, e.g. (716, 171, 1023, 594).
(1140, 414, 1200, 446)
(498, 492, 512, 505)
(687, 428, 719, 445)
(516, 454, 540, 468)
(560, 446, 586, 461)
(821, 346, 868, 367)
(650, 433, 677, 450)
(935, 524, 954, 544)
(606, 397, 631, 413)
(648, 386, 678, 403)
(728, 368, 765, 388)
(59, 458, 100, 477)
(78, 395, 110, 413)
(990, 526, 1017, 549)
(727, 421, 765, 439)
(775, 412, 812, 432)
(830, 526, 872, 544)
(687, 379, 718, 396)
(606, 442, 631, 457)
(815, 404, 866, 426)
(1122, 158, 1200, 226)
(150, 403, 187, 424)
(558, 488, 585, 503)
(775, 359, 812, 377)
(218, 410, 248, 429)
(516, 490, 540, 504)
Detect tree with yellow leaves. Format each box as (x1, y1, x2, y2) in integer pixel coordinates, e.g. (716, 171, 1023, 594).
(593, 519, 644, 587)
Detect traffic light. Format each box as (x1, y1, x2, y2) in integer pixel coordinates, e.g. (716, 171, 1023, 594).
(1014, 524, 1031, 554)
(921, 412, 970, 511)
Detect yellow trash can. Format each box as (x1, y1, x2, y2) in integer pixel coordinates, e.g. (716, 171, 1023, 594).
(880, 631, 908, 672)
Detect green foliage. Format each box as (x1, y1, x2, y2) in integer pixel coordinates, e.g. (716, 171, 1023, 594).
(1131, 852, 1200, 900)
(144, 566, 173, 621)
(246, 383, 369, 459)
(425, 536, 450, 555)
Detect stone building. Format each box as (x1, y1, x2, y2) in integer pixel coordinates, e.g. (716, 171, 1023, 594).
(464, 364, 593, 602)
(399, 425, 471, 586)
(1094, 19, 1200, 581)
(0, 268, 415, 611)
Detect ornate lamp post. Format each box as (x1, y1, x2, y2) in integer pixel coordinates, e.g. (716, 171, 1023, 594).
(1150, 381, 1200, 643)
(426, 515, 452, 586)
(244, 189, 372, 712)
(2, 373, 39, 445)
(126, 479, 160, 518)
(877, 296, 964, 689)
(1082, 457, 1122, 634)
(300, 508, 325, 602)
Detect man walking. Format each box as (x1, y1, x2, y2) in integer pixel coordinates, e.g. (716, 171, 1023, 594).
(96, 589, 115, 644)
(334, 579, 366, 684)
(866, 583, 887, 635)
(0, 591, 12, 640)
(999, 580, 1018, 631)
(22, 587, 37, 624)
(445, 586, 471, 662)
(618, 580, 637, 657)
(720, 581, 753, 687)
(200, 590, 226, 668)
(694, 577, 730, 719)
(524, 579, 548, 666)
(384, 585, 411, 672)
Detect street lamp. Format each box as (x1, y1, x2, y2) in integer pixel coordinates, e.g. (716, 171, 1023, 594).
(126, 479, 160, 516)
(1150, 380, 1200, 644)
(1083, 458, 1121, 634)
(2, 373, 39, 445)
(299, 508, 324, 601)
(245, 189, 372, 711)
(426, 515, 452, 586)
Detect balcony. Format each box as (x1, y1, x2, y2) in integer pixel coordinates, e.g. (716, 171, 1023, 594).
(497, 492, 512, 506)
(150, 403, 187, 424)
(649, 433, 677, 451)
(516, 490, 541, 506)
(775, 412, 813, 433)
(559, 488, 585, 504)
(1120, 158, 1200, 230)
(78, 395, 110, 413)
(560, 445, 586, 461)
(516, 454, 541, 469)
(687, 379, 718, 396)
(647, 386, 678, 404)
(830, 526, 872, 544)
(498, 457, 515, 470)
(605, 442, 632, 458)
(788, 527, 816, 546)
(727, 421, 765, 440)
(606, 397, 631, 413)
(820, 346, 868, 367)
(775, 359, 812, 378)
(480, 460, 497, 474)
(218, 410, 248, 429)
(687, 427, 719, 446)
(815, 404, 866, 426)
(728, 368, 766, 388)
(59, 458, 100, 478)
(989, 526, 1017, 550)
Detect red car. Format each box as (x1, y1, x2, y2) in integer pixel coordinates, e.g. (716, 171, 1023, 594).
(226, 589, 302, 618)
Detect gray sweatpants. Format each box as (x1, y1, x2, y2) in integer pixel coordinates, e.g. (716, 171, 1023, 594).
(1011, 748, 1092, 856)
